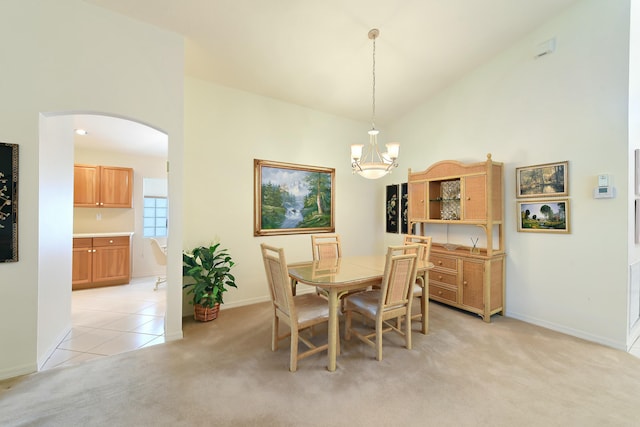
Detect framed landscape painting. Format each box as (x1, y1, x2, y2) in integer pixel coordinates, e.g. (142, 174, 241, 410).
(516, 161, 568, 198)
(635, 149, 640, 196)
(254, 159, 335, 236)
(0, 142, 18, 262)
(517, 199, 570, 233)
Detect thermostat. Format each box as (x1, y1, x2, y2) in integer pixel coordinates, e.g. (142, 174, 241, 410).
(594, 174, 616, 199)
(598, 174, 609, 187)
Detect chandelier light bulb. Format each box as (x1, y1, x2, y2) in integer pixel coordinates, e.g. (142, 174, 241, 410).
(351, 144, 363, 161)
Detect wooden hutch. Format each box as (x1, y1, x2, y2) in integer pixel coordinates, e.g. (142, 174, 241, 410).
(408, 154, 505, 322)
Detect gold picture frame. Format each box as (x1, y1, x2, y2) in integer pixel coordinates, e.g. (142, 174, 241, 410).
(517, 199, 570, 233)
(516, 161, 568, 198)
(254, 159, 335, 236)
(636, 199, 640, 244)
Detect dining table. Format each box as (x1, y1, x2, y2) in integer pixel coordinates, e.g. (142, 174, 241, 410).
(288, 255, 433, 372)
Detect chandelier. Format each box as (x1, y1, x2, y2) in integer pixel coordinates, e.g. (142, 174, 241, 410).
(351, 28, 399, 180)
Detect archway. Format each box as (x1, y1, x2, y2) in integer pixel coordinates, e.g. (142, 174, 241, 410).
(37, 112, 181, 369)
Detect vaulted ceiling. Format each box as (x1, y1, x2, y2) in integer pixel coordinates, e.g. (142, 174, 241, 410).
(85, 0, 580, 125)
(76, 1, 581, 156)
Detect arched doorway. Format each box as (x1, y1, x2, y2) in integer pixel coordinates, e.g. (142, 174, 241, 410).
(37, 112, 181, 370)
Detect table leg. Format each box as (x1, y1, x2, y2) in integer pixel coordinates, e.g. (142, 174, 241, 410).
(327, 287, 339, 372)
(422, 271, 429, 334)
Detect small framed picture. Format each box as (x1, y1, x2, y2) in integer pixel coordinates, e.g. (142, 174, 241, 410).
(636, 199, 640, 244)
(517, 199, 570, 233)
(516, 161, 568, 198)
(401, 182, 409, 234)
(385, 184, 399, 234)
(0, 142, 18, 262)
(635, 149, 640, 196)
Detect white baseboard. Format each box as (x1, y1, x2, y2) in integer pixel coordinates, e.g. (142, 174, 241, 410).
(507, 310, 626, 351)
(220, 295, 274, 310)
(628, 319, 640, 351)
(220, 286, 316, 310)
(164, 330, 184, 341)
(37, 325, 72, 371)
(0, 362, 37, 381)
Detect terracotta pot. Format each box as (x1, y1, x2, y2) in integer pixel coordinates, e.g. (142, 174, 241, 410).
(194, 302, 220, 322)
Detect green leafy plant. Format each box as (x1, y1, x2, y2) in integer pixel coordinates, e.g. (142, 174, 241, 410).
(182, 243, 237, 308)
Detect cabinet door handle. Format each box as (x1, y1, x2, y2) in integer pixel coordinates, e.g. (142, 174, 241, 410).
(463, 280, 468, 286)
(92, 249, 96, 253)
(438, 290, 443, 295)
(109, 240, 113, 244)
(100, 202, 104, 206)
(87, 249, 92, 253)
(95, 202, 99, 206)
(438, 275, 443, 280)
(437, 260, 442, 265)
(466, 197, 471, 200)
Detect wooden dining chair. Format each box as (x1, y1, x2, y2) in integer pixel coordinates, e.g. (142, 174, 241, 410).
(311, 234, 342, 260)
(310, 233, 343, 298)
(344, 244, 419, 361)
(260, 243, 336, 372)
(404, 234, 432, 334)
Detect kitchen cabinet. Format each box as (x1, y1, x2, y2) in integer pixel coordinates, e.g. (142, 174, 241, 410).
(74, 164, 133, 208)
(72, 235, 131, 290)
(408, 154, 505, 322)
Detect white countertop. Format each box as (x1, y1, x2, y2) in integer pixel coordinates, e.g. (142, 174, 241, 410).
(73, 232, 134, 238)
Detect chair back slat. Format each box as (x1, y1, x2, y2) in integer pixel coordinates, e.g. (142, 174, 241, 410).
(386, 257, 413, 305)
(380, 245, 419, 309)
(404, 234, 432, 261)
(311, 234, 342, 260)
(261, 244, 295, 319)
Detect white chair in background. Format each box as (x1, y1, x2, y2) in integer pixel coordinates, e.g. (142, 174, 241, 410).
(150, 238, 167, 291)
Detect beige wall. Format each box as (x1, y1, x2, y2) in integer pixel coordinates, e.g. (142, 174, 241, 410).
(629, 0, 640, 347)
(183, 79, 382, 310)
(0, 0, 636, 381)
(0, 0, 184, 380)
(384, 0, 632, 349)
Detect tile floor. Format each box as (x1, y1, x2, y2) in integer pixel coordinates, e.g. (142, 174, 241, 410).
(41, 276, 166, 371)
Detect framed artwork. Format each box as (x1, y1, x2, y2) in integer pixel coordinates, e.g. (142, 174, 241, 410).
(401, 182, 409, 234)
(635, 149, 640, 196)
(254, 159, 335, 236)
(517, 199, 570, 233)
(385, 184, 399, 233)
(636, 199, 640, 244)
(0, 142, 18, 262)
(516, 161, 568, 198)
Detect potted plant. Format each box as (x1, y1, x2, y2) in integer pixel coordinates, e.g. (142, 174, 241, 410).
(182, 243, 237, 321)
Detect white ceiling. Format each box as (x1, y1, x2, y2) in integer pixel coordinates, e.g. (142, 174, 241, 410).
(79, 0, 580, 155)
(73, 114, 168, 158)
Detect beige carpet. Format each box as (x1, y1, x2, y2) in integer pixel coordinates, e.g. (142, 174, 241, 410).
(1, 301, 640, 426)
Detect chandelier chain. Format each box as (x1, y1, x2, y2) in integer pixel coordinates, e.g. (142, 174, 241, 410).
(350, 28, 399, 179)
(371, 34, 376, 130)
